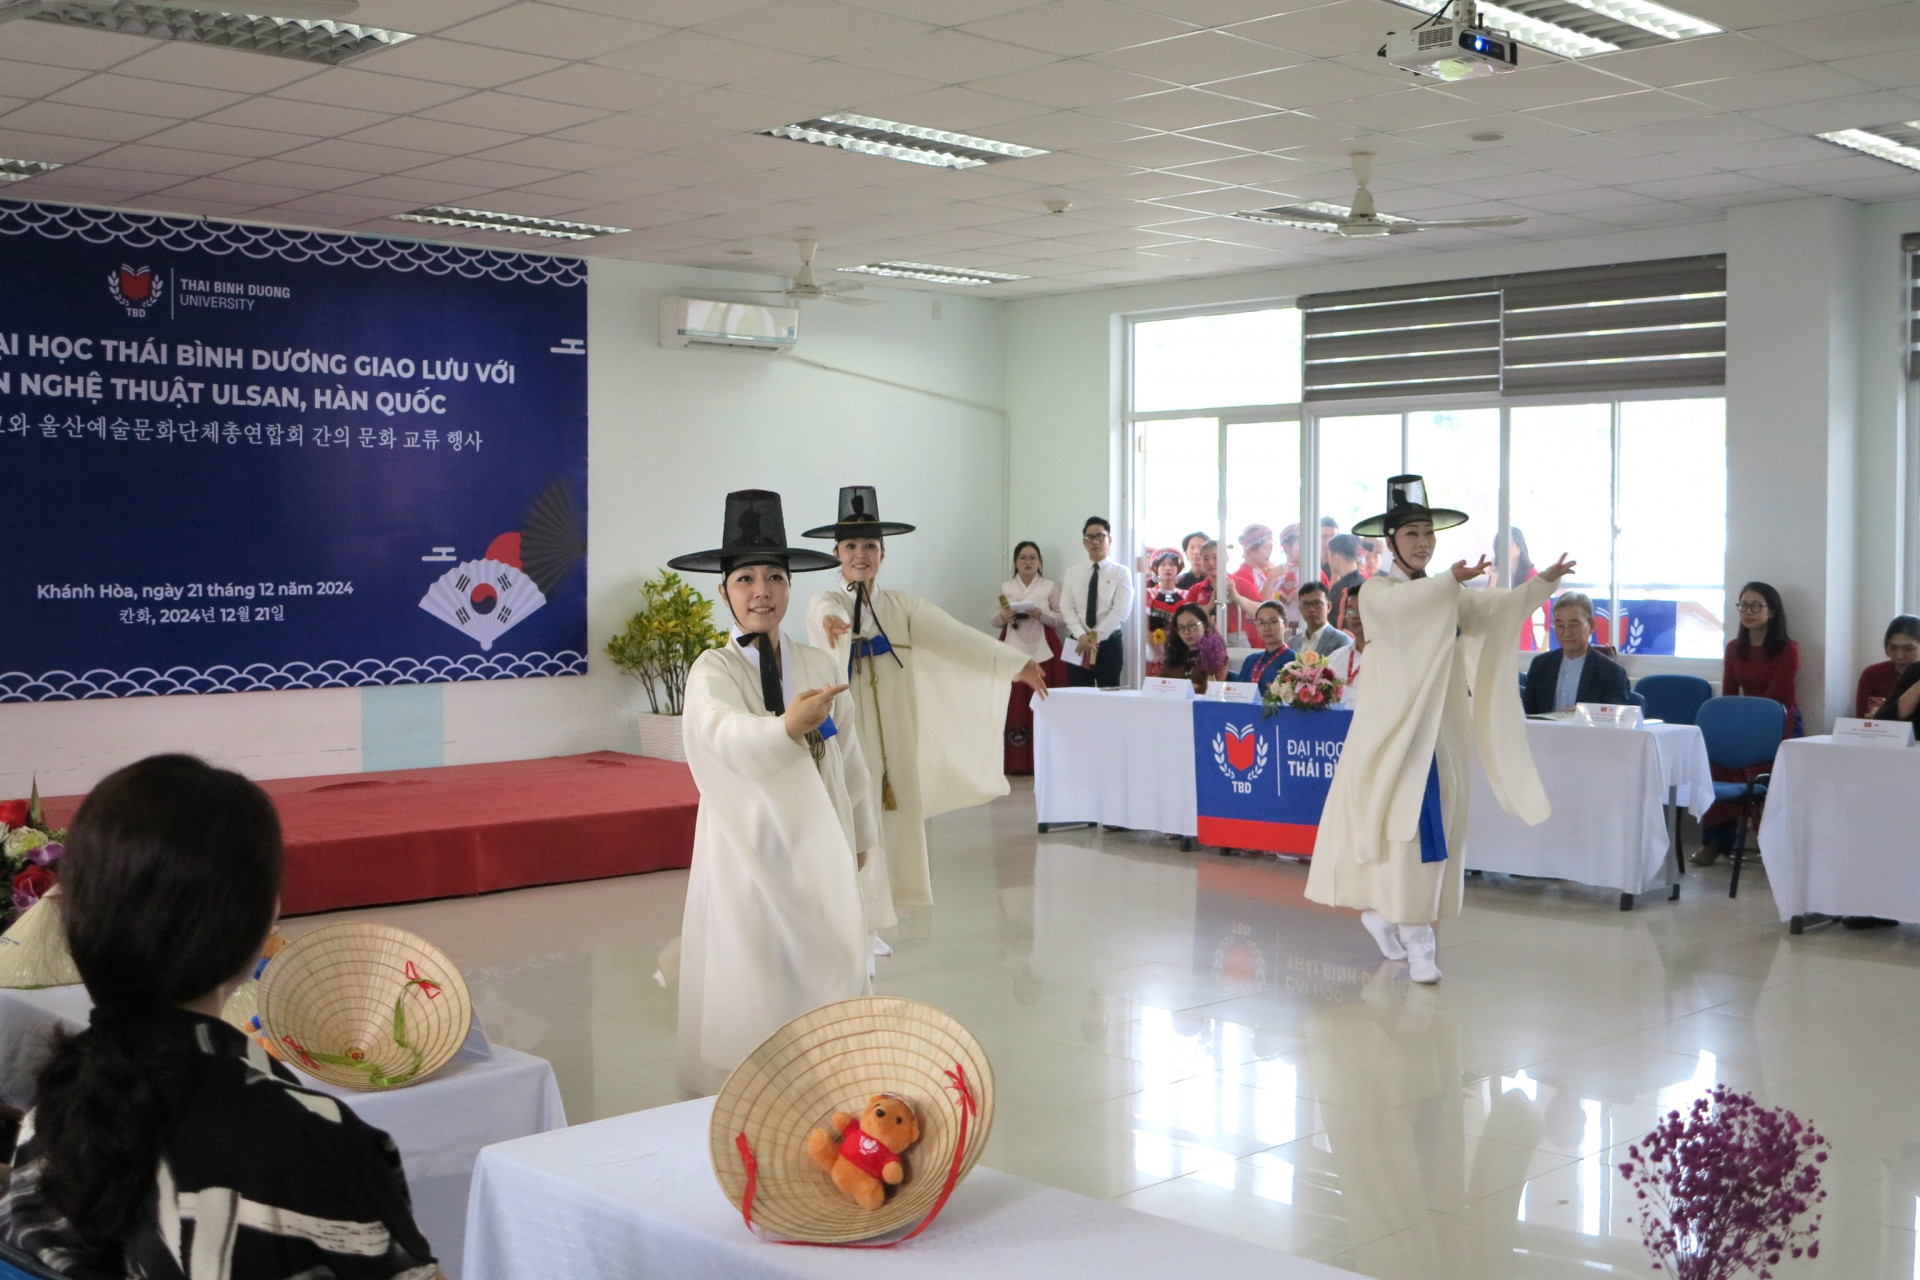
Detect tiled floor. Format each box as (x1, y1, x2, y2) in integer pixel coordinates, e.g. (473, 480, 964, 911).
(289, 780, 1920, 1278)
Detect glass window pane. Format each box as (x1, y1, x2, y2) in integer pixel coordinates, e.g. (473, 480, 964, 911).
(1137, 416, 1218, 576)
(1222, 420, 1301, 647)
(1407, 408, 1501, 573)
(1619, 398, 1726, 659)
(1317, 413, 1400, 585)
(1132, 308, 1303, 413)
(1510, 403, 1613, 651)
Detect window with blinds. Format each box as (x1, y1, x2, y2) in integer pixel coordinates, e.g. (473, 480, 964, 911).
(1903, 232, 1920, 379)
(1300, 255, 1726, 401)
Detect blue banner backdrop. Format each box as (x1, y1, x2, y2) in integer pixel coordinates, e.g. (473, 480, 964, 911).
(0, 200, 589, 701)
(1193, 702, 1351, 854)
(1547, 598, 1679, 656)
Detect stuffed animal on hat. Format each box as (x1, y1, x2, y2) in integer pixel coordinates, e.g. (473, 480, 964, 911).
(805, 1094, 921, 1210)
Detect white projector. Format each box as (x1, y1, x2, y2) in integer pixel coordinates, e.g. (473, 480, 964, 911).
(1380, 15, 1519, 81)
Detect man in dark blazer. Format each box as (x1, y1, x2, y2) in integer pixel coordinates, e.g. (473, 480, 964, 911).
(1524, 592, 1633, 714)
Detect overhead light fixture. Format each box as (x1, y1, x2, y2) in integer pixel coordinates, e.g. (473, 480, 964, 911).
(1816, 127, 1920, 172)
(391, 206, 629, 241)
(0, 157, 63, 182)
(761, 113, 1046, 170)
(837, 261, 1030, 285)
(0, 1, 415, 66)
(1394, 0, 1618, 58)
(1231, 201, 1415, 231)
(1555, 0, 1719, 40)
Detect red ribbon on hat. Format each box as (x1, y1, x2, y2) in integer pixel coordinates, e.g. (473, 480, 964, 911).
(734, 1063, 978, 1248)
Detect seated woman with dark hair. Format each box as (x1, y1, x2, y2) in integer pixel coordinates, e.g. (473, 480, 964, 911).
(0, 754, 441, 1280)
(1875, 662, 1920, 728)
(1237, 602, 1297, 690)
(1857, 614, 1920, 718)
(1160, 603, 1227, 684)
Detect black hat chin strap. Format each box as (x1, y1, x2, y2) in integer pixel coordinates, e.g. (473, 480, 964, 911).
(1389, 527, 1428, 580)
(737, 631, 784, 715)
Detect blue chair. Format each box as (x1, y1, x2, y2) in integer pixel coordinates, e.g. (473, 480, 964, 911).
(1694, 695, 1785, 898)
(1517, 671, 1528, 696)
(1636, 673, 1713, 726)
(0, 1238, 64, 1280)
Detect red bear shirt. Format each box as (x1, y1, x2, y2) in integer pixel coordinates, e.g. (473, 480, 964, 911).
(838, 1121, 900, 1181)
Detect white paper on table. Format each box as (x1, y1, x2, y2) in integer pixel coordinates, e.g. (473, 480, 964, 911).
(1219, 682, 1259, 704)
(1141, 677, 1192, 699)
(1832, 717, 1914, 748)
(1059, 640, 1089, 668)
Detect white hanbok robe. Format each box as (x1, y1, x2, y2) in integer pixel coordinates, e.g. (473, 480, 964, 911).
(1305, 567, 1554, 924)
(994, 574, 1062, 664)
(676, 632, 878, 1097)
(808, 580, 1031, 926)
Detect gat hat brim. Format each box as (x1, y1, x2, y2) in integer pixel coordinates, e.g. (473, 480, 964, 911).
(670, 489, 842, 575)
(1352, 474, 1469, 538)
(802, 484, 915, 541)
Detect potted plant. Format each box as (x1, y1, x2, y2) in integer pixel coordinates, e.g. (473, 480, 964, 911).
(606, 570, 727, 762)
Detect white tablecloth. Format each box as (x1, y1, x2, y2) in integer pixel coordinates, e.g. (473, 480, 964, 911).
(1466, 721, 1683, 897)
(1646, 722, 1714, 814)
(1033, 689, 1197, 836)
(1760, 736, 1920, 924)
(0, 985, 564, 1278)
(463, 1095, 1348, 1280)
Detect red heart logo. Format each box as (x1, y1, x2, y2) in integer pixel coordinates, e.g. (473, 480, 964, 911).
(1225, 728, 1256, 772)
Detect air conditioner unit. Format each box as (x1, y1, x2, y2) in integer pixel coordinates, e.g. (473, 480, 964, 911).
(658, 297, 798, 354)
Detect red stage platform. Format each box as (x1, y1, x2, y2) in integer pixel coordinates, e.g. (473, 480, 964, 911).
(49, 752, 698, 916)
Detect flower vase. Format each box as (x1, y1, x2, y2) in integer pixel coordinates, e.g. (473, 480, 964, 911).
(636, 712, 687, 762)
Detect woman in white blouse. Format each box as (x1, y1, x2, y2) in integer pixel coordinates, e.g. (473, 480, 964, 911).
(994, 541, 1065, 774)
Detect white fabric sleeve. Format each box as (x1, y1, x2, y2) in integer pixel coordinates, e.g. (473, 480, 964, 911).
(683, 652, 812, 776)
(1099, 566, 1134, 639)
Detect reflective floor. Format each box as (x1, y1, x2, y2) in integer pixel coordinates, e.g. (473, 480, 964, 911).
(291, 780, 1920, 1278)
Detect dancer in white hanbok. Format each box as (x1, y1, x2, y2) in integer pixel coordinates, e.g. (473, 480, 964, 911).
(670, 490, 878, 1096)
(1306, 476, 1575, 983)
(803, 487, 1048, 930)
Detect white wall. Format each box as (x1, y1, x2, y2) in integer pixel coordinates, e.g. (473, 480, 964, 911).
(0, 257, 1007, 796)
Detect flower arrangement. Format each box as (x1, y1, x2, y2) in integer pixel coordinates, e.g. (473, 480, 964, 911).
(1, 782, 66, 924)
(1617, 1085, 1827, 1280)
(605, 570, 728, 717)
(1262, 649, 1346, 714)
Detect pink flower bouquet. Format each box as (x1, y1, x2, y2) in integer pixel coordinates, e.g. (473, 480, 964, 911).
(1261, 649, 1347, 714)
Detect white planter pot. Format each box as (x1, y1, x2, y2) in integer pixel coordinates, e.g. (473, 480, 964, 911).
(637, 712, 688, 762)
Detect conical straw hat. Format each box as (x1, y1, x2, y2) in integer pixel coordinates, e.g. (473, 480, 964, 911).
(710, 996, 994, 1244)
(0, 887, 82, 989)
(256, 922, 471, 1091)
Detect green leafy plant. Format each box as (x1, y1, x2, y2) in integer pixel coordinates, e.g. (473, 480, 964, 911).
(606, 570, 727, 716)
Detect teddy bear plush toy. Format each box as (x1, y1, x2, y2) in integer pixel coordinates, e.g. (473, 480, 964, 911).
(806, 1094, 922, 1210)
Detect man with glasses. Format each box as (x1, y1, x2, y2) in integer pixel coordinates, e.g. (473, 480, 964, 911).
(1061, 516, 1132, 689)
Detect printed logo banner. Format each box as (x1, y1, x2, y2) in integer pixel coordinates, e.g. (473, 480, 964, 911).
(1550, 599, 1679, 656)
(1193, 702, 1351, 854)
(0, 200, 589, 701)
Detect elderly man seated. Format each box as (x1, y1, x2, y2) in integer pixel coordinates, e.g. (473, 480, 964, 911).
(1523, 591, 1632, 714)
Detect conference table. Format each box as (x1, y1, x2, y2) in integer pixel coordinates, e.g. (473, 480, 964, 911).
(1034, 688, 1712, 907)
(1759, 736, 1920, 932)
(463, 1095, 1353, 1280)
(0, 985, 564, 1278)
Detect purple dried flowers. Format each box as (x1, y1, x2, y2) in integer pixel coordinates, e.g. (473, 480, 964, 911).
(1197, 630, 1227, 675)
(1617, 1085, 1827, 1280)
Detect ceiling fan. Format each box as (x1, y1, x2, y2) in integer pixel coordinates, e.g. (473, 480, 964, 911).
(736, 240, 879, 306)
(1235, 152, 1527, 237)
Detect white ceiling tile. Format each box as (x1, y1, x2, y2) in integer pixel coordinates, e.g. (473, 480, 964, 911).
(548, 114, 726, 152)
(19, 163, 170, 193)
(726, 61, 941, 111)
(347, 0, 516, 35)
(141, 120, 323, 157)
(841, 0, 1045, 22)
(1400, 112, 1578, 150)
(274, 71, 471, 114)
(988, 110, 1149, 149)
(515, 172, 674, 203)
(359, 39, 566, 90)
(1476, 133, 1649, 170)
(960, 1, 1196, 57)
(704, 166, 878, 199)
(851, 85, 1043, 128)
(841, 31, 1058, 83)
(0, 101, 170, 144)
(966, 59, 1170, 108)
(1681, 64, 1876, 111)
(630, 186, 771, 214)
(1446, 64, 1644, 112)
(986, 151, 1135, 184)
(1089, 31, 1303, 85)
(158, 175, 315, 206)
(48, 74, 243, 119)
(1741, 91, 1920, 134)
(83, 142, 236, 175)
(405, 155, 565, 186)
(594, 31, 811, 87)
(1440, 170, 1593, 199)
(1066, 169, 1228, 198)
(1602, 114, 1789, 154)
(1308, 89, 1497, 132)
(1621, 172, 1786, 202)
(500, 65, 700, 110)
(695, 0, 932, 58)
(1207, 60, 1405, 110)
(218, 158, 379, 191)
(1511, 186, 1656, 214)
(1227, 2, 1396, 59)
(1579, 201, 1717, 227)
(1181, 111, 1363, 151)
(1280, 131, 1445, 166)
(1750, 6, 1920, 61)
(472, 137, 633, 169)
(279, 139, 444, 174)
(205, 98, 392, 138)
(336, 173, 491, 203)
(0, 23, 156, 70)
(1819, 173, 1920, 200)
(437, 3, 667, 59)
(1826, 49, 1920, 91)
(1076, 132, 1246, 167)
(1580, 36, 1807, 90)
(1374, 152, 1522, 185)
(345, 117, 523, 155)
(640, 87, 823, 131)
(0, 61, 89, 100)
(591, 153, 739, 186)
(868, 166, 1039, 198)
(1549, 153, 1718, 186)
(1672, 136, 1859, 171)
(420, 93, 605, 135)
(1527, 91, 1721, 133)
(1166, 153, 1332, 190)
(1741, 153, 1910, 185)
(1082, 88, 1276, 131)
(268, 192, 416, 220)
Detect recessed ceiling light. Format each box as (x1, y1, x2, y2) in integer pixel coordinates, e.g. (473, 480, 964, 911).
(1469, 131, 1506, 143)
(1554, 0, 1720, 40)
(760, 113, 1046, 170)
(1394, 0, 1618, 58)
(0, 2, 415, 66)
(390, 206, 629, 241)
(837, 261, 1030, 285)
(1816, 128, 1920, 172)
(0, 157, 63, 182)
(1231, 201, 1415, 231)
(725, 248, 755, 256)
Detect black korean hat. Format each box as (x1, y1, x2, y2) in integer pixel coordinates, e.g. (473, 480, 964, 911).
(802, 485, 916, 540)
(668, 490, 841, 575)
(1351, 474, 1469, 538)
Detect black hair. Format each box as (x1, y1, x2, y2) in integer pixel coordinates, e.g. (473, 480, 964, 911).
(1083, 516, 1111, 536)
(1011, 540, 1043, 574)
(1163, 603, 1214, 671)
(1254, 601, 1285, 620)
(1507, 526, 1536, 581)
(1298, 581, 1328, 601)
(1150, 549, 1182, 572)
(33, 755, 282, 1249)
(1319, 516, 1339, 528)
(1327, 533, 1359, 561)
(1885, 615, 1920, 648)
(1733, 581, 1789, 658)
(1181, 530, 1208, 551)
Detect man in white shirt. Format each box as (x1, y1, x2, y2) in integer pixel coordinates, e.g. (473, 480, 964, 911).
(1295, 581, 1352, 658)
(1060, 516, 1133, 689)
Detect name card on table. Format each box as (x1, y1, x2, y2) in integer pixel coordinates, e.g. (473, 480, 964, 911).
(1832, 717, 1914, 748)
(1141, 676, 1193, 699)
(1218, 681, 1261, 704)
(1575, 702, 1643, 729)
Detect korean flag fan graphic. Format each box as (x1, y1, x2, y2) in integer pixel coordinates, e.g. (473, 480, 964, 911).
(419, 481, 585, 651)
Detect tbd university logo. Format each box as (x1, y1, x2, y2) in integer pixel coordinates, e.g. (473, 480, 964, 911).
(107, 264, 162, 317)
(1212, 721, 1268, 793)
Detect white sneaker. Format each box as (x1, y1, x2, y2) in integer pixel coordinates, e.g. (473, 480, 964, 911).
(1399, 924, 1441, 984)
(1361, 909, 1407, 961)
(872, 935, 893, 957)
